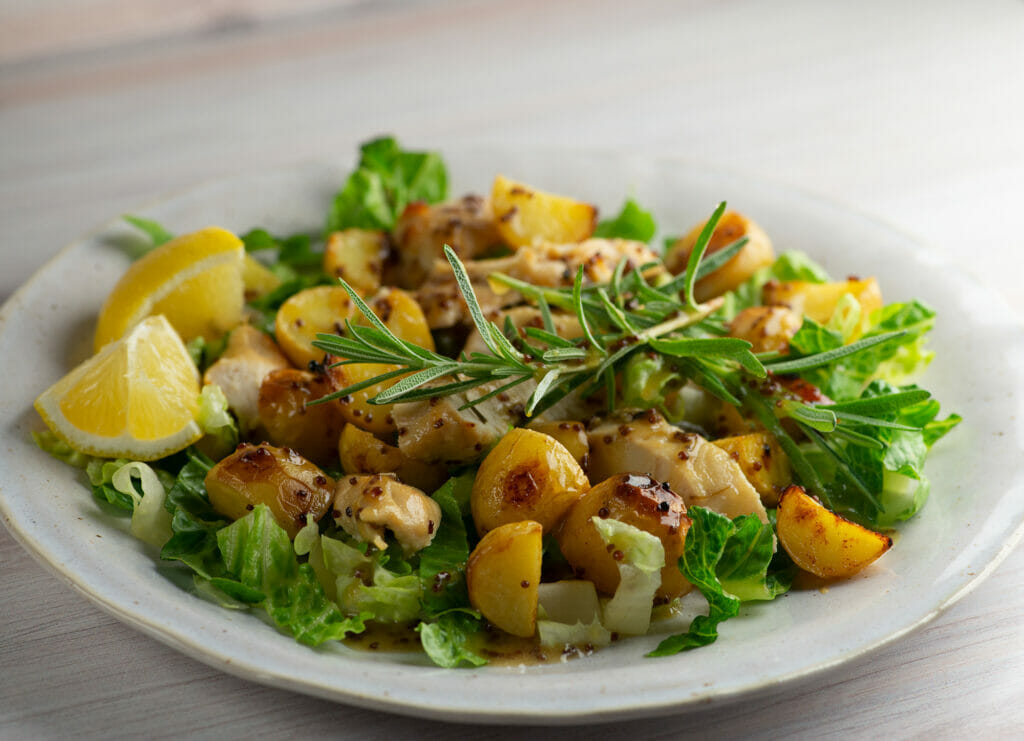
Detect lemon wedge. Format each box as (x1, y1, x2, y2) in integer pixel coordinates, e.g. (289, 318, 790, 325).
(93, 226, 245, 351)
(35, 315, 203, 461)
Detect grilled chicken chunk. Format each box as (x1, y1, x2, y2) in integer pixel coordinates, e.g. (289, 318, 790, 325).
(332, 473, 442, 554)
(390, 195, 501, 289)
(202, 324, 291, 434)
(416, 238, 660, 329)
(392, 377, 533, 466)
(587, 410, 768, 523)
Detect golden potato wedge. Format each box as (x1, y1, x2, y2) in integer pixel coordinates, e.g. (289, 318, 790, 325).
(556, 473, 691, 600)
(665, 211, 774, 302)
(491, 175, 597, 248)
(257, 368, 345, 466)
(323, 228, 388, 296)
(526, 420, 590, 471)
(205, 442, 334, 538)
(275, 285, 356, 369)
(337, 423, 448, 493)
(241, 254, 282, 301)
(471, 428, 590, 536)
(727, 306, 802, 355)
(762, 278, 882, 338)
(711, 431, 791, 507)
(776, 485, 892, 578)
(324, 287, 435, 437)
(466, 520, 543, 637)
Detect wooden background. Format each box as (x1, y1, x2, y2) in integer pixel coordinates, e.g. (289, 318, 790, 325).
(2, 0, 1023, 737)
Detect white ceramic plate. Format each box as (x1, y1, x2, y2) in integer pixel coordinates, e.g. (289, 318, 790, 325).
(2, 150, 1023, 724)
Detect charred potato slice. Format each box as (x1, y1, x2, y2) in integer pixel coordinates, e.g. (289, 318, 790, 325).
(557, 473, 691, 600)
(466, 520, 543, 637)
(241, 254, 282, 300)
(491, 175, 597, 248)
(762, 278, 882, 338)
(257, 368, 345, 467)
(471, 428, 590, 536)
(711, 431, 791, 507)
(527, 420, 590, 470)
(727, 306, 802, 355)
(323, 228, 388, 296)
(337, 423, 448, 493)
(274, 285, 356, 369)
(665, 211, 774, 302)
(326, 287, 435, 437)
(776, 485, 892, 578)
(205, 442, 334, 538)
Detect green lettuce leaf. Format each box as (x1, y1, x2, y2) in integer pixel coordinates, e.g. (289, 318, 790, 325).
(593, 198, 657, 242)
(416, 610, 487, 668)
(218, 505, 366, 644)
(418, 474, 476, 617)
(194, 384, 239, 460)
(326, 136, 448, 233)
(123, 215, 174, 248)
(159, 448, 226, 578)
(650, 507, 785, 655)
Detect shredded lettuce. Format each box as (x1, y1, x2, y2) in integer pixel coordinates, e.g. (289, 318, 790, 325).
(195, 384, 239, 461)
(650, 507, 786, 655)
(592, 517, 665, 636)
(218, 505, 366, 644)
(593, 198, 657, 243)
(537, 580, 611, 648)
(110, 461, 173, 548)
(416, 610, 487, 668)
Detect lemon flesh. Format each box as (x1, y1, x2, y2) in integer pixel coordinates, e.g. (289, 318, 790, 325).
(36, 315, 203, 461)
(94, 226, 244, 351)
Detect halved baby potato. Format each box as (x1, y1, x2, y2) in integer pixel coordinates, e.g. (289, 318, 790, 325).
(762, 278, 882, 338)
(337, 423, 448, 493)
(491, 175, 597, 248)
(776, 485, 892, 578)
(323, 228, 388, 296)
(471, 428, 590, 536)
(466, 520, 543, 637)
(274, 285, 356, 369)
(664, 211, 775, 302)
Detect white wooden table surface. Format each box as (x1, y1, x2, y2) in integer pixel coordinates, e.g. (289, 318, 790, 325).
(2, 0, 1023, 737)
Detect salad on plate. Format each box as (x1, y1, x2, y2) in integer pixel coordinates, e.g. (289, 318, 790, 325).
(31, 137, 959, 668)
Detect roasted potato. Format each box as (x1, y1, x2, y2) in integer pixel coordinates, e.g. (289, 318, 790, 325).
(762, 278, 882, 338)
(664, 211, 774, 302)
(337, 423, 448, 493)
(466, 520, 543, 637)
(556, 473, 691, 600)
(325, 287, 435, 437)
(332, 473, 442, 554)
(491, 175, 597, 248)
(241, 254, 282, 301)
(205, 442, 334, 538)
(274, 285, 356, 369)
(526, 420, 590, 470)
(776, 485, 892, 578)
(323, 228, 388, 296)
(727, 306, 802, 355)
(711, 431, 791, 507)
(258, 368, 345, 466)
(471, 428, 590, 536)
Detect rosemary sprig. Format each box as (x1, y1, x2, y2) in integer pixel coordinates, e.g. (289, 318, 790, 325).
(309, 201, 937, 513)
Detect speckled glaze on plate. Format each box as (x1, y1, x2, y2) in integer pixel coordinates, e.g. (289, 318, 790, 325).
(2, 150, 1023, 724)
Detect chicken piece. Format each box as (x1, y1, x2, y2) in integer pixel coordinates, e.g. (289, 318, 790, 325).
(587, 410, 768, 523)
(389, 195, 501, 289)
(332, 473, 442, 554)
(392, 377, 533, 466)
(461, 305, 583, 356)
(416, 238, 660, 329)
(202, 325, 291, 434)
